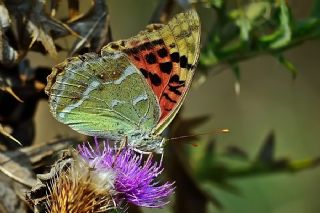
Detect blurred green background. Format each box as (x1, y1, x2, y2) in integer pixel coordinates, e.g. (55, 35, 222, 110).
(30, 0, 320, 212)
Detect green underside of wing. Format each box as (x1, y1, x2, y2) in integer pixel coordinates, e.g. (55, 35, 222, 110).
(49, 52, 160, 137)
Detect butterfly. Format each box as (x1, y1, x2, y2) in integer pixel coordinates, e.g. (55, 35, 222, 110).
(45, 9, 200, 153)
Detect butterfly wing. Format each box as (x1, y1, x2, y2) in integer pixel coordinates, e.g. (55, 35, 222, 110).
(102, 9, 200, 135)
(45, 51, 160, 138)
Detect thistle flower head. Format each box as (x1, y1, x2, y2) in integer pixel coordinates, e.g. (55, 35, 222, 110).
(27, 151, 116, 213)
(48, 162, 115, 213)
(78, 138, 175, 208)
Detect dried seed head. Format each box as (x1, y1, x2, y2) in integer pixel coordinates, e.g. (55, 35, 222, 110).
(27, 150, 117, 213)
(47, 153, 116, 213)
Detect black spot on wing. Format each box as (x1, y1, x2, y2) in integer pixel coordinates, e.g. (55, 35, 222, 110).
(145, 53, 157, 64)
(152, 39, 165, 46)
(187, 64, 193, 69)
(157, 48, 168, 58)
(140, 68, 149, 79)
(169, 74, 179, 83)
(110, 43, 119, 50)
(169, 85, 182, 96)
(163, 93, 177, 103)
(123, 39, 164, 54)
(170, 52, 180, 63)
(169, 74, 186, 84)
(180, 55, 188, 68)
(159, 62, 172, 74)
(149, 73, 161, 86)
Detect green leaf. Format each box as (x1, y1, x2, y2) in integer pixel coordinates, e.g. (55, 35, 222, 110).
(232, 65, 241, 95)
(229, 8, 251, 41)
(245, 2, 271, 21)
(269, 0, 292, 48)
(277, 54, 298, 79)
(229, 2, 271, 41)
(235, 16, 252, 41)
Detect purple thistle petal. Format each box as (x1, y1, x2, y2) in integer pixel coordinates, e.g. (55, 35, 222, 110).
(78, 138, 175, 208)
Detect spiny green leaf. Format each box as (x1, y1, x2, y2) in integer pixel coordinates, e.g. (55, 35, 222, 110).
(256, 132, 275, 164)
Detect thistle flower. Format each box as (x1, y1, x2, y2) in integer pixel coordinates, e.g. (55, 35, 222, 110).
(27, 151, 117, 213)
(78, 138, 175, 208)
(48, 158, 116, 212)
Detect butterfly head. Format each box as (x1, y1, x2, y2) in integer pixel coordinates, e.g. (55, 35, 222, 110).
(129, 133, 164, 154)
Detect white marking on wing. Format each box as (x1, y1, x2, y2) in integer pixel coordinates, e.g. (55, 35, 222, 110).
(113, 65, 136, 84)
(59, 80, 101, 119)
(52, 66, 84, 113)
(111, 99, 125, 108)
(132, 92, 148, 106)
(110, 52, 123, 59)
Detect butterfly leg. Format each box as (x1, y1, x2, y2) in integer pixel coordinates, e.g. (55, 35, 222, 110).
(132, 148, 153, 155)
(124, 135, 128, 147)
(112, 137, 128, 167)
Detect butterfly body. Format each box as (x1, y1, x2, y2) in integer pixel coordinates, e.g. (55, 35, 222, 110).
(45, 10, 200, 153)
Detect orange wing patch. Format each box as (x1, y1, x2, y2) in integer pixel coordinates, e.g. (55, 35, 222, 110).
(128, 45, 188, 117)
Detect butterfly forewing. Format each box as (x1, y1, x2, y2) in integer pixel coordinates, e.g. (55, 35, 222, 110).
(102, 9, 200, 135)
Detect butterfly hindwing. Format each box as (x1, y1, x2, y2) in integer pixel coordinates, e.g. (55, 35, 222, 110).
(45, 51, 160, 138)
(102, 9, 200, 134)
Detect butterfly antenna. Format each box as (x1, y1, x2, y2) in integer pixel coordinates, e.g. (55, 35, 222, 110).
(165, 128, 230, 142)
(160, 152, 164, 166)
